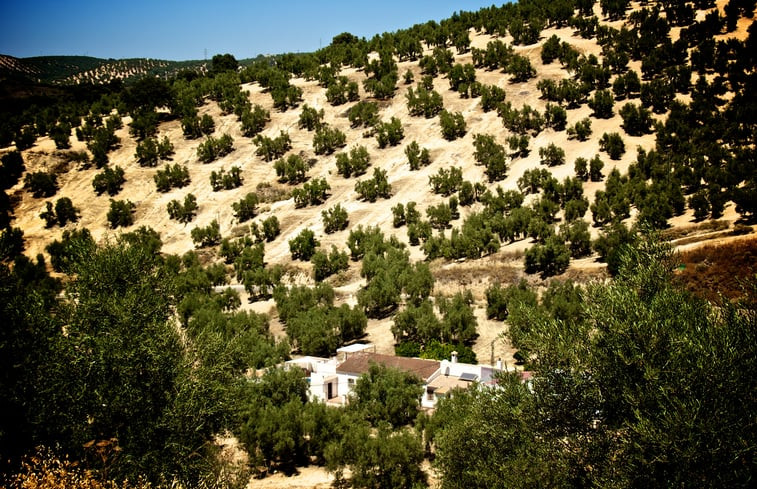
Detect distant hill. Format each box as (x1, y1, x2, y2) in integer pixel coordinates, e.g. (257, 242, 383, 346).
(0, 54, 208, 85)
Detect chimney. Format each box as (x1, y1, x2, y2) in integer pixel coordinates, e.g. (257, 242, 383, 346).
(496, 358, 503, 370)
(451, 351, 458, 364)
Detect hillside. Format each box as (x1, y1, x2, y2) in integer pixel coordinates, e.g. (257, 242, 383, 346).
(4, 1, 755, 363)
(1, 0, 756, 487)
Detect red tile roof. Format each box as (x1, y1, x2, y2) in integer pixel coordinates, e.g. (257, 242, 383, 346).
(336, 353, 440, 381)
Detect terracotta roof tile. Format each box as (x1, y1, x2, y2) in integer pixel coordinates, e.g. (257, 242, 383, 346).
(336, 353, 440, 381)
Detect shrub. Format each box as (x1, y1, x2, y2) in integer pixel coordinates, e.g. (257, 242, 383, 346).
(524, 235, 570, 277)
(507, 134, 530, 157)
(240, 104, 270, 137)
(375, 117, 404, 148)
(619, 103, 653, 136)
(355, 168, 391, 202)
(107, 199, 135, 228)
(599, 132, 626, 160)
(262, 215, 280, 241)
(191, 219, 221, 248)
(313, 125, 347, 155)
(166, 193, 198, 223)
(154, 164, 190, 192)
(210, 166, 243, 191)
(273, 154, 308, 184)
(480, 84, 506, 112)
(289, 228, 319, 261)
(322, 204, 349, 233)
(335, 145, 371, 177)
(589, 155, 605, 181)
(439, 110, 466, 140)
(429, 166, 463, 196)
(254, 131, 291, 161)
(406, 84, 444, 117)
(473, 133, 508, 182)
(92, 165, 126, 196)
(40, 197, 80, 228)
(567, 117, 592, 141)
(292, 178, 330, 208)
(588, 89, 614, 118)
(539, 144, 566, 167)
(312, 246, 350, 281)
(298, 104, 324, 130)
(24, 171, 58, 197)
(405, 141, 431, 170)
(544, 103, 567, 131)
(232, 192, 259, 222)
(197, 133, 234, 163)
(347, 101, 379, 128)
(0, 151, 25, 190)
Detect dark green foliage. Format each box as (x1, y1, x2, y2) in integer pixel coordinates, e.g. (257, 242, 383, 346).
(588, 89, 615, 118)
(507, 134, 530, 157)
(507, 54, 537, 82)
(405, 141, 431, 170)
(50, 122, 71, 149)
(480, 84, 506, 112)
(347, 100, 379, 128)
(485, 279, 537, 321)
(589, 155, 605, 181)
(298, 104, 324, 130)
(262, 215, 280, 242)
(190, 219, 221, 248)
(544, 103, 567, 131)
(106, 199, 135, 228)
(154, 163, 190, 192)
(254, 131, 291, 161)
(232, 192, 259, 222)
(599, 132, 626, 160)
(322, 204, 349, 233)
(362, 50, 398, 99)
(355, 168, 391, 202)
(274, 154, 308, 184)
(311, 245, 350, 281)
(24, 171, 58, 198)
(45, 227, 96, 272)
(405, 84, 444, 117)
(473, 133, 508, 182)
(348, 364, 424, 428)
(240, 104, 270, 137)
(524, 235, 570, 277)
(560, 220, 592, 258)
(541, 34, 562, 64)
(539, 143, 566, 166)
(448, 63, 478, 97)
(574, 157, 589, 181)
(612, 70, 641, 99)
(201, 114, 216, 135)
(166, 193, 198, 224)
(135, 135, 174, 167)
(498, 102, 544, 135)
(326, 421, 426, 489)
(592, 220, 635, 275)
(429, 166, 463, 196)
(375, 117, 404, 148)
(688, 189, 711, 221)
(0, 151, 25, 190)
(15, 125, 37, 150)
(49, 197, 79, 227)
(619, 102, 654, 136)
(336, 145, 371, 177)
(197, 133, 234, 163)
(326, 76, 360, 106)
(439, 110, 466, 140)
(292, 178, 330, 208)
(92, 165, 125, 196)
(426, 201, 454, 230)
(567, 117, 592, 141)
(289, 228, 319, 261)
(210, 166, 243, 191)
(313, 124, 347, 155)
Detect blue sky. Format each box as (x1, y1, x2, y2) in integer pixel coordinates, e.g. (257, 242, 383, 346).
(1, 1, 502, 60)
